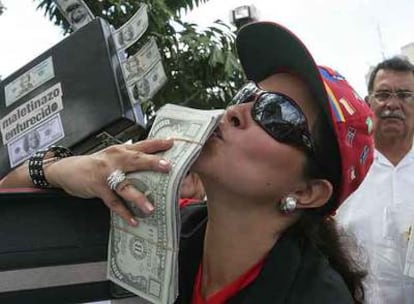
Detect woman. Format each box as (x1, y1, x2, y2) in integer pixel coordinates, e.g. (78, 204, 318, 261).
(0, 22, 373, 303)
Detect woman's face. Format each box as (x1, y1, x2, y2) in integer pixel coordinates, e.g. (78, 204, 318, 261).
(194, 73, 318, 202)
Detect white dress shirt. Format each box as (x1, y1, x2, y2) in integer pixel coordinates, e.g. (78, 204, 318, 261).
(336, 149, 414, 304)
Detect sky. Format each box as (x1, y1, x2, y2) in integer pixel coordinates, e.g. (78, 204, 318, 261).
(1, 0, 414, 96)
(0, 0, 63, 78)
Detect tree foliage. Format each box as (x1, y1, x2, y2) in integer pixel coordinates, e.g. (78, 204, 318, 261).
(35, 0, 245, 112)
(0, 0, 5, 16)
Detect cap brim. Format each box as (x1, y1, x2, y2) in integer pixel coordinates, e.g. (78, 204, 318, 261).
(236, 21, 332, 126)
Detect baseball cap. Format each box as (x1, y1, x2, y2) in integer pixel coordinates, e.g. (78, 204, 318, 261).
(236, 21, 374, 212)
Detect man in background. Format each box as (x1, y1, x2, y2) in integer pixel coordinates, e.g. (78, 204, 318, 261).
(337, 56, 414, 303)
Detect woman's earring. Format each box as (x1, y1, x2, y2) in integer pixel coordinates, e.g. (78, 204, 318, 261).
(279, 196, 297, 213)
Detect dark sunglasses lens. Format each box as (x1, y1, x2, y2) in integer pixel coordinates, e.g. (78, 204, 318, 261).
(231, 83, 257, 105)
(252, 93, 310, 148)
(253, 94, 305, 124)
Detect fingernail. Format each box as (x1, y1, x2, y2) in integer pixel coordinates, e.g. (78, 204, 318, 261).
(144, 201, 154, 213)
(159, 159, 171, 170)
(129, 217, 138, 226)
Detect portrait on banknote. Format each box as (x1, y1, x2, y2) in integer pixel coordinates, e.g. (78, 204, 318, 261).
(65, 1, 88, 25)
(131, 78, 150, 101)
(124, 58, 144, 80)
(118, 26, 135, 47)
(136, 18, 143, 29)
(18, 74, 34, 96)
(22, 130, 41, 155)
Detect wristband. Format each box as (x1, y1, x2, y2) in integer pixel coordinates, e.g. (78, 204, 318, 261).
(28, 146, 73, 188)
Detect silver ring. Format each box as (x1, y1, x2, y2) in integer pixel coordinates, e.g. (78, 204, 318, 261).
(107, 169, 126, 191)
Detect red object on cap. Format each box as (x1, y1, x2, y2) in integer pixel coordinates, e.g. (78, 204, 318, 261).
(236, 21, 374, 212)
(318, 65, 374, 208)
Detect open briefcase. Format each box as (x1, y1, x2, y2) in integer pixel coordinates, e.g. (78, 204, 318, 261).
(0, 17, 147, 179)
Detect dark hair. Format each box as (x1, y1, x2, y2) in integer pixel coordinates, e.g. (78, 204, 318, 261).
(292, 113, 366, 303)
(367, 56, 414, 93)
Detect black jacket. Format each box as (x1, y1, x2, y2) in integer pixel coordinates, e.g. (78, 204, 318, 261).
(177, 203, 353, 304)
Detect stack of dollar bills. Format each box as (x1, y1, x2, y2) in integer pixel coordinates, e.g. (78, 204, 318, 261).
(108, 104, 224, 304)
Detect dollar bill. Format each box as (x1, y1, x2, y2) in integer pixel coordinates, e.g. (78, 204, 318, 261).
(121, 37, 162, 83)
(127, 60, 167, 104)
(7, 114, 65, 168)
(108, 104, 224, 304)
(112, 4, 149, 51)
(4, 57, 55, 107)
(54, 0, 94, 31)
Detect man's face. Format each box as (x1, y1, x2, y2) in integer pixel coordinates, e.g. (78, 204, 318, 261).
(368, 69, 414, 144)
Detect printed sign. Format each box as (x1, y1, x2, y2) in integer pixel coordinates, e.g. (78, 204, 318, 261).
(0, 82, 64, 144)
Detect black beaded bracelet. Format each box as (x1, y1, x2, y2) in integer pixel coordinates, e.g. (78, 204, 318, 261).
(28, 146, 73, 188)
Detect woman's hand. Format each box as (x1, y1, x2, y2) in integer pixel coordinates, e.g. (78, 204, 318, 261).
(46, 139, 173, 226)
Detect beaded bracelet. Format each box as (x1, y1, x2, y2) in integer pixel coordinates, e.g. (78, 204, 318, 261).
(28, 146, 73, 188)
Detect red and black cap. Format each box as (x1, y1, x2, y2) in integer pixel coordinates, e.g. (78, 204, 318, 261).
(236, 21, 374, 212)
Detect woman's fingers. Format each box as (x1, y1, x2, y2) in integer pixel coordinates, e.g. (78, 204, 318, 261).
(100, 187, 138, 227)
(125, 138, 174, 154)
(125, 139, 174, 172)
(101, 180, 156, 227)
(52, 140, 175, 226)
(116, 182, 154, 215)
(96, 140, 173, 174)
(121, 151, 172, 173)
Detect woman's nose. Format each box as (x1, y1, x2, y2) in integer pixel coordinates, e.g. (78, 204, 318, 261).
(225, 105, 249, 129)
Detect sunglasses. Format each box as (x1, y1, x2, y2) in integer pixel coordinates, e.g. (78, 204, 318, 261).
(370, 90, 414, 104)
(230, 82, 313, 153)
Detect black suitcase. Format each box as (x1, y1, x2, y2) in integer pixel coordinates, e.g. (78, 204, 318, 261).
(0, 189, 112, 303)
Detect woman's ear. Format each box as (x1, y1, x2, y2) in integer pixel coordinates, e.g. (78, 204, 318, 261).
(293, 179, 333, 209)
